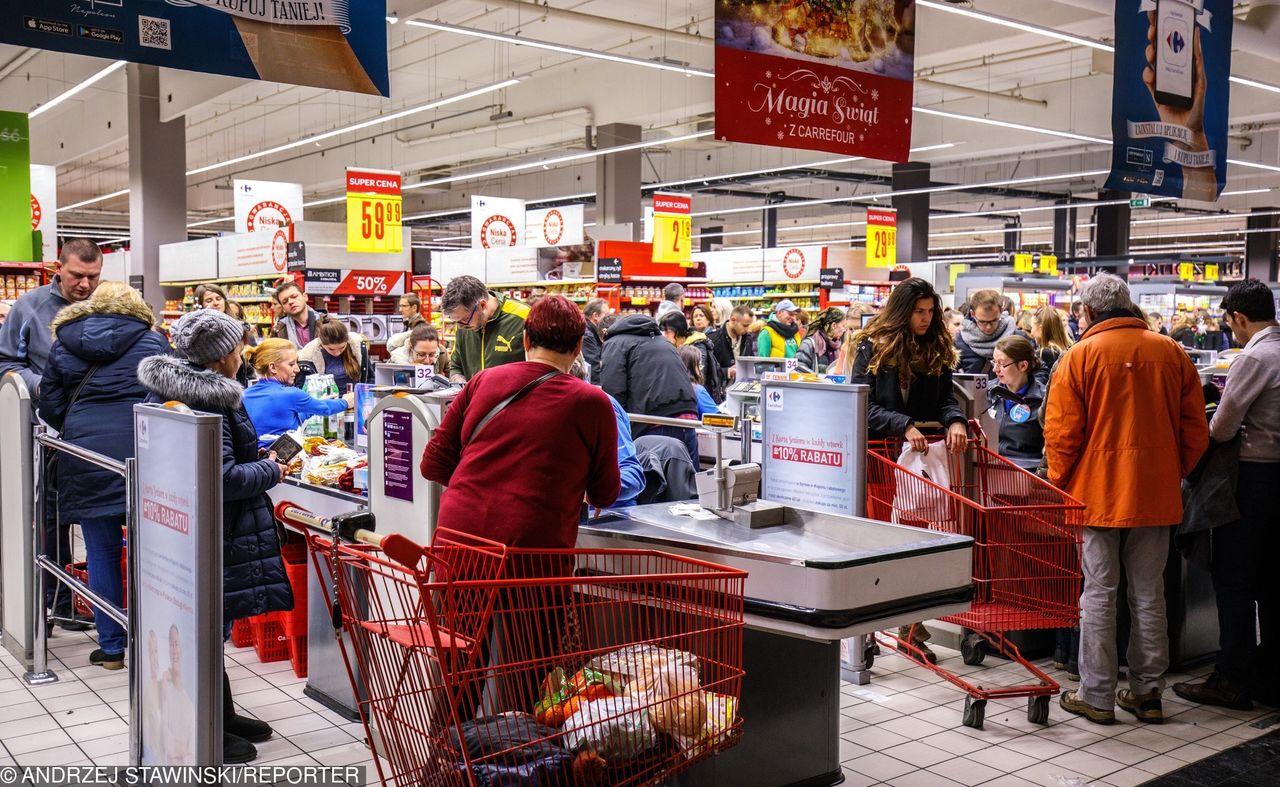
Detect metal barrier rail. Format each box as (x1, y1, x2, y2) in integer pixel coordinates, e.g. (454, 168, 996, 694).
(27, 426, 136, 687)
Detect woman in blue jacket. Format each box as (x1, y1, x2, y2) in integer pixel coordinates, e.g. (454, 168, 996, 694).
(38, 282, 170, 671)
(138, 309, 292, 764)
(242, 338, 353, 447)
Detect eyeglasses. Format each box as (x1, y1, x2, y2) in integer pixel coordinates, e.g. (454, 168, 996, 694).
(974, 317, 1001, 328)
(451, 301, 481, 328)
(992, 360, 1021, 371)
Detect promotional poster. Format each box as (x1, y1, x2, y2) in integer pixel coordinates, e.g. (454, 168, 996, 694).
(233, 179, 303, 235)
(1105, 0, 1232, 201)
(715, 1, 917, 161)
(3, 1, 389, 96)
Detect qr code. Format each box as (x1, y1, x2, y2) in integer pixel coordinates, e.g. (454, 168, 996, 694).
(138, 16, 171, 50)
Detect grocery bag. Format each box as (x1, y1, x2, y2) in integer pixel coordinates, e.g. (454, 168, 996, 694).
(890, 442, 956, 528)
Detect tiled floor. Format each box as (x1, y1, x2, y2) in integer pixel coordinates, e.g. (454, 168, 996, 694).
(2, 626, 1277, 786)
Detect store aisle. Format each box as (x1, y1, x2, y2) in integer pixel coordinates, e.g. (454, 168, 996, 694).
(2, 628, 1276, 785)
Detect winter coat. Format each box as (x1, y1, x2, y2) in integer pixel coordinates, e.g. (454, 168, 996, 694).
(796, 330, 840, 374)
(993, 377, 1047, 471)
(137, 355, 293, 622)
(0, 277, 73, 394)
(582, 321, 605, 383)
(37, 292, 171, 520)
(850, 338, 966, 439)
(706, 325, 750, 373)
(757, 320, 799, 358)
(599, 315, 697, 422)
(448, 292, 529, 380)
(1043, 316, 1209, 528)
(954, 316, 1031, 375)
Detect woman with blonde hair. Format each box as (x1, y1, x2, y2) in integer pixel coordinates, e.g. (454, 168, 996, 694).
(1031, 305, 1074, 370)
(242, 338, 353, 448)
(299, 317, 371, 391)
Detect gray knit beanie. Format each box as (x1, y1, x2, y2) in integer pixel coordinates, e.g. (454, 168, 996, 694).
(172, 309, 245, 365)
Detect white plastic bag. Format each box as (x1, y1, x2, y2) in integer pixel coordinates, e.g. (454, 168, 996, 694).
(891, 442, 955, 526)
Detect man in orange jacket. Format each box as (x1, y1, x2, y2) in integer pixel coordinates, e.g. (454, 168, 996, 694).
(1045, 273, 1208, 726)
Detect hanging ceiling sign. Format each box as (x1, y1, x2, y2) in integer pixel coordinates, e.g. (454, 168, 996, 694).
(346, 168, 403, 254)
(1104, 0, 1232, 201)
(234, 179, 303, 235)
(3, 2, 388, 96)
(525, 204, 585, 248)
(866, 208, 897, 269)
(471, 196, 526, 250)
(30, 164, 57, 263)
(713, 2, 917, 162)
(651, 192, 693, 266)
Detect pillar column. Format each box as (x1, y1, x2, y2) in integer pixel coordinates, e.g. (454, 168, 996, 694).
(699, 225, 723, 253)
(1053, 199, 1078, 257)
(892, 161, 930, 275)
(1095, 190, 1131, 257)
(127, 64, 186, 311)
(595, 123, 642, 241)
(1003, 220, 1022, 253)
(762, 192, 785, 249)
(1245, 208, 1279, 281)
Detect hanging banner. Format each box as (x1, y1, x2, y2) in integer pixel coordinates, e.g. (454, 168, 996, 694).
(471, 196, 526, 250)
(714, 2, 917, 162)
(866, 208, 897, 268)
(525, 204, 585, 248)
(30, 164, 56, 263)
(305, 268, 407, 297)
(346, 169, 403, 254)
(2, 2, 388, 97)
(1105, 0, 1232, 202)
(651, 192, 692, 266)
(233, 180, 303, 235)
(0, 113, 32, 262)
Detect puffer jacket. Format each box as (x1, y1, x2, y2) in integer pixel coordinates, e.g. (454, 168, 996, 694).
(796, 330, 840, 374)
(598, 315, 696, 422)
(37, 292, 171, 520)
(1044, 316, 1209, 528)
(137, 355, 293, 622)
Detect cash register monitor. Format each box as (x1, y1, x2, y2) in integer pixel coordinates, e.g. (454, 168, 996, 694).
(733, 356, 790, 383)
(860, 313, 876, 328)
(374, 363, 417, 387)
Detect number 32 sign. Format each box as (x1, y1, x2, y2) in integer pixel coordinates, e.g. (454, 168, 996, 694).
(346, 168, 403, 254)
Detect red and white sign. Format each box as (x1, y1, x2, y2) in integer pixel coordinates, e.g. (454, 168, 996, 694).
(234, 179, 304, 234)
(30, 194, 40, 230)
(771, 444, 844, 468)
(305, 269, 407, 297)
(218, 225, 295, 278)
(652, 193, 692, 215)
(525, 204, 585, 248)
(30, 164, 57, 262)
(346, 170, 401, 195)
(713, 3, 916, 162)
(472, 195, 526, 249)
(763, 245, 823, 282)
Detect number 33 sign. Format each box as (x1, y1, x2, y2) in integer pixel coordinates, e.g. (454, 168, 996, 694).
(346, 168, 403, 254)
(652, 192, 693, 266)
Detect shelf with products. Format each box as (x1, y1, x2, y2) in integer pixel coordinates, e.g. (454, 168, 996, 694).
(494, 280, 598, 305)
(711, 281, 820, 315)
(160, 273, 286, 287)
(0, 261, 49, 299)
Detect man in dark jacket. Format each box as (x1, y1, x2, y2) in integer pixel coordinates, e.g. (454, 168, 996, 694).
(582, 298, 609, 383)
(707, 304, 754, 379)
(599, 314, 699, 462)
(659, 311, 725, 402)
(138, 309, 292, 763)
(955, 288, 1032, 375)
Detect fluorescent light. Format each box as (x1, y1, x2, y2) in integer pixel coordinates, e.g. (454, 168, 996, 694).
(29, 60, 126, 119)
(1220, 188, 1272, 197)
(187, 78, 521, 176)
(406, 20, 713, 78)
(914, 106, 1110, 145)
(917, 0, 1113, 52)
(1227, 159, 1280, 173)
(651, 143, 955, 191)
(386, 14, 398, 24)
(59, 188, 131, 212)
(187, 216, 234, 228)
(1229, 75, 1280, 96)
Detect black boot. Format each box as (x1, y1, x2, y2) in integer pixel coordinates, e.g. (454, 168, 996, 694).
(224, 671, 273, 744)
(223, 732, 258, 764)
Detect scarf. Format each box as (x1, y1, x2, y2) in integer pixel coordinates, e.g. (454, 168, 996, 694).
(810, 331, 838, 363)
(767, 317, 800, 341)
(959, 315, 1016, 359)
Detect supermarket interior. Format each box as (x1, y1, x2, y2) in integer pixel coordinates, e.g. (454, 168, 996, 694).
(1, 0, 1280, 785)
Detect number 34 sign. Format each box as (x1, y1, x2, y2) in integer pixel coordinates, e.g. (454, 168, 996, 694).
(346, 168, 403, 254)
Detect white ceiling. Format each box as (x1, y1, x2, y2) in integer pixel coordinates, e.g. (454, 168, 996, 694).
(3, 0, 1280, 262)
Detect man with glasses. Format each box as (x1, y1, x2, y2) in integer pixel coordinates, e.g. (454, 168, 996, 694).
(955, 288, 1032, 375)
(444, 275, 530, 383)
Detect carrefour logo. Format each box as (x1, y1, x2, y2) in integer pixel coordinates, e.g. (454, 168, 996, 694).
(1166, 30, 1185, 54)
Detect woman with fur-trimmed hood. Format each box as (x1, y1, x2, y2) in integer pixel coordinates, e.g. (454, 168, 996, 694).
(38, 281, 171, 671)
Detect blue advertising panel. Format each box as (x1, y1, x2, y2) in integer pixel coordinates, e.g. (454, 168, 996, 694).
(3, 1, 389, 97)
(1105, 0, 1232, 202)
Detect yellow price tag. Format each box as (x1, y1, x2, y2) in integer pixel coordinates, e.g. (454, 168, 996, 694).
(949, 263, 968, 290)
(867, 226, 896, 268)
(346, 193, 403, 254)
(652, 213, 692, 265)
(1178, 262, 1195, 281)
(1039, 254, 1058, 276)
(1013, 253, 1034, 273)
(1205, 263, 1219, 281)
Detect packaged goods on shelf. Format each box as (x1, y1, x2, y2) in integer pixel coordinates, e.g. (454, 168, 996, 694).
(1, 274, 41, 299)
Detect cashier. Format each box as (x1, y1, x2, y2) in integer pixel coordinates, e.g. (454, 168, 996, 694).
(243, 338, 354, 448)
(420, 295, 620, 549)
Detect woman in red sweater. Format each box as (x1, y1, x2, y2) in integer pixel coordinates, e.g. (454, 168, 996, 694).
(421, 295, 621, 549)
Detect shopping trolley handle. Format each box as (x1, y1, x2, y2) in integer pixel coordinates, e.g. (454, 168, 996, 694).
(274, 502, 379, 546)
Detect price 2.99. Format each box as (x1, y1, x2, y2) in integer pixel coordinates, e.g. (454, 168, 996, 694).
(360, 199, 401, 241)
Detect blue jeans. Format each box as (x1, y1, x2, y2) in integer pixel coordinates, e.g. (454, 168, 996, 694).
(643, 424, 700, 467)
(80, 516, 125, 656)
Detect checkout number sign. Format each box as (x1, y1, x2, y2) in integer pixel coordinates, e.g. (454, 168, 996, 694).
(651, 192, 693, 266)
(866, 208, 897, 268)
(346, 168, 403, 254)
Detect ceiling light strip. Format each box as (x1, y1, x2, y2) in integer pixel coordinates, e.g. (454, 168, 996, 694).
(29, 60, 127, 119)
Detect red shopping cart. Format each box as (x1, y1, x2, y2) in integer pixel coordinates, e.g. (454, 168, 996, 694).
(865, 423, 1084, 729)
(275, 503, 747, 787)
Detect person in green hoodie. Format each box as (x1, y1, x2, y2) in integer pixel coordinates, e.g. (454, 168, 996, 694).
(444, 275, 530, 382)
(758, 299, 801, 358)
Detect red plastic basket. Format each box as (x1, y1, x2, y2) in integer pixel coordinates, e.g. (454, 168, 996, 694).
(230, 618, 255, 648)
(289, 635, 308, 679)
(67, 547, 128, 619)
(281, 543, 309, 638)
(252, 612, 291, 663)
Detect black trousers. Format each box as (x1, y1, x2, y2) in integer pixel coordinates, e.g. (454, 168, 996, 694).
(1211, 461, 1280, 691)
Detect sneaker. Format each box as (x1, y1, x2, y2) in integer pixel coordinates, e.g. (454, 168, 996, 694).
(1117, 688, 1164, 724)
(88, 649, 124, 671)
(226, 714, 272, 743)
(1172, 673, 1253, 711)
(1059, 690, 1115, 724)
(223, 732, 257, 764)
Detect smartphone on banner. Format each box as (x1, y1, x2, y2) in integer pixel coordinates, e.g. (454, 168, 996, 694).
(1154, 0, 1195, 110)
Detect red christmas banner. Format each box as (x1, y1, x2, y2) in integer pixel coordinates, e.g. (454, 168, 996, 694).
(715, 1, 917, 162)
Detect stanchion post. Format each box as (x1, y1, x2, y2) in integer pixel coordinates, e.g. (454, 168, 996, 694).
(24, 426, 57, 686)
(125, 456, 141, 765)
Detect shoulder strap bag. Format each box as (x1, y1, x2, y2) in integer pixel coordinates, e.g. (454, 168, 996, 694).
(464, 369, 560, 447)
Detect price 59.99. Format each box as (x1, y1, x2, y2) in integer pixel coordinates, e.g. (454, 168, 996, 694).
(360, 199, 401, 240)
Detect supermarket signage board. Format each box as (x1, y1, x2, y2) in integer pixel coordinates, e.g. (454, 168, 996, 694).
(819, 267, 844, 290)
(526, 204, 585, 248)
(763, 245, 822, 282)
(234, 180, 303, 235)
(651, 192, 693, 266)
(760, 381, 862, 516)
(713, 2, 916, 162)
(1104, 0, 1231, 201)
(2, 1, 389, 97)
(346, 169, 403, 254)
(305, 268, 406, 297)
(159, 237, 218, 283)
(30, 164, 56, 263)
(286, 241, 306, 272)
(216, 227, 292, 279)
(866, 208, 897, 269)
(0, 112, 32, 262)
(472, 196, 525, 250)
(597, 257, 623, 284)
